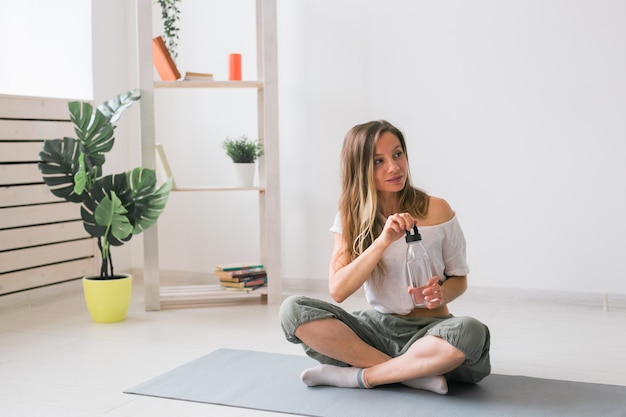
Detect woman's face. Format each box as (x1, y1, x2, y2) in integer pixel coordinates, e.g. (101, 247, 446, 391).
(373, 131, 407, 193)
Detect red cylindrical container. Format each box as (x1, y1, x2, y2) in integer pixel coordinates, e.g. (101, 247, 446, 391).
(229, 53, 242, 80)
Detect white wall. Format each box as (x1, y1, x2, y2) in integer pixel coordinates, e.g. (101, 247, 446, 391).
(0, 0, 92, 99)
(145, 0, 626, 295)
(275, 0, 626, 294)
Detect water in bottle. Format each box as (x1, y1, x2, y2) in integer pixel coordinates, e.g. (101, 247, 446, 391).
(405, 225, 432, 307)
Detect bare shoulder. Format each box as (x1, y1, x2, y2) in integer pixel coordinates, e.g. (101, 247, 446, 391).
(426, 196, 454, 225)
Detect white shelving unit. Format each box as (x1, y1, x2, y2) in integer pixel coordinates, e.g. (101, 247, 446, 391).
(135, 0, 281, 310)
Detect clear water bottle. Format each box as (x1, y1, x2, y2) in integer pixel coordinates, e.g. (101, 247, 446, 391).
(406, 225, 432, 307)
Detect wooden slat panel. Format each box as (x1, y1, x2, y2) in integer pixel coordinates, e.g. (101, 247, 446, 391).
(0, 221, 89, 251)
(0, 258, 96, 295)
(0, 202, 80, 229)
(0, 95, 70, 120)
(0, 163, 42, 185)
(0, 119, 74, 140)
(0, 142, 42, 162)
(0, 184, 58, 207)
(0, 95, 89, 295)
(0, 239, 94, 274)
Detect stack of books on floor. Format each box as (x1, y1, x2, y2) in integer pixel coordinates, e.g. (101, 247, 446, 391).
(215, 263, 267, 292)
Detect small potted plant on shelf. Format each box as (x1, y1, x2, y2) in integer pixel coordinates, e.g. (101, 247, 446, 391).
(38, 89, 172, 323)
(222, 134, 264, 187)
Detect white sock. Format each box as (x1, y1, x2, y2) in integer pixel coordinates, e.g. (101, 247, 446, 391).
(300, 364, 448, 394)
(300, 364, 364, 388)
(401, 375, 448, 395)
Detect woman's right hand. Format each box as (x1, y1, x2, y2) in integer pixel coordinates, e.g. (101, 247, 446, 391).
(379, 213, 415, 247)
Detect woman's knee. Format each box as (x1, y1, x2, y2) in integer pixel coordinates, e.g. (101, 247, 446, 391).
(435, 317, 491, 383)
(279, 295, 339, 343)
(432, 316, 490, 361)
(454, 317, 491, 381)
(279, 295, 306, 342)
(279, 295, 301, 325)
(463, 317, 490, 350)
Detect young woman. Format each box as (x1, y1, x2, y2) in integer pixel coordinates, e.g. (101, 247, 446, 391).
(279, 120, 491, 394)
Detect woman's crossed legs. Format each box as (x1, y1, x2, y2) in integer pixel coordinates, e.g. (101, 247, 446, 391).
(295, 318, 465, 394)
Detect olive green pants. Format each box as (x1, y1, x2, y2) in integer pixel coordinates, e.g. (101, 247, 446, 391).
(280, 295, 491, 383)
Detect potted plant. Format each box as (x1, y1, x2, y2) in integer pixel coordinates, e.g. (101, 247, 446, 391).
(222, 134, 264, 187)
(38, 89, 172, 323)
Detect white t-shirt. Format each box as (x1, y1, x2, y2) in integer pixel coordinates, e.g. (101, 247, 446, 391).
(330, 213, 470, 315)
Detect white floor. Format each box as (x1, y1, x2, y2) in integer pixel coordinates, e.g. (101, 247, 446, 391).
(0, 281, 625, 417)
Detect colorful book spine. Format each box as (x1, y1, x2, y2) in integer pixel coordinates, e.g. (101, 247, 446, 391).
(220, 277, 267, 289)
(218, 271, 268, 283)
(215, 267, 265, 278)
(215, 262, 264, 272)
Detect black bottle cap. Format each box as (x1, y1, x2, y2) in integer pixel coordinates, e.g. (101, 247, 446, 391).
(405, 225, 422, 242)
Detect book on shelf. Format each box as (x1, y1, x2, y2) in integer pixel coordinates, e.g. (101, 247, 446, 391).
(184, 71, 214, 81)
(152, 36, 181, 81)
(225, 285, 266, 293)
(215, 262, 264, 272)
(218, 271, 267, 283)
(220, 276, 267, 289)
(215, 267, 265, 280)
(155, 143, 178, 189)
(152, 36, 214, 82)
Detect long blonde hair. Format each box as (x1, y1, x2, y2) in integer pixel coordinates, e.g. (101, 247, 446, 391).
(338, 120, 429, 266)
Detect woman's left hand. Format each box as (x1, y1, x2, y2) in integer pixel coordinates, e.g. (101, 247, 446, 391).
(422, 277, 444, 309)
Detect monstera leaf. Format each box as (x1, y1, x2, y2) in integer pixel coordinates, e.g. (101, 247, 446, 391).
(69, 101, 113, 171)
(38, 90, 140, 203)
(81, 168, 172, 251)
(97, 89, 141, 124)
(81, 172, 133, 247)
(38, 137, 84, 203)
(127, 167, 173, 234)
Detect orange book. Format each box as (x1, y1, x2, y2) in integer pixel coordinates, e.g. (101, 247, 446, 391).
(152, 36, 181, 81)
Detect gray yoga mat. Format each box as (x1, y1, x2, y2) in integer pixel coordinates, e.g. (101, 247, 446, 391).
(125, 348, 626, 417)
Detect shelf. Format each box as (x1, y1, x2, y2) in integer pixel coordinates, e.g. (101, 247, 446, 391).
(159, 284, 268, 309)
(137, 0, 281, 311)
(155, 80, 263, 89)
(173, 185, 265, 193)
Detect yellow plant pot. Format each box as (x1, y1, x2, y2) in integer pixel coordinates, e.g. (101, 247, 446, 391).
(82, 274, 132, 323)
